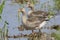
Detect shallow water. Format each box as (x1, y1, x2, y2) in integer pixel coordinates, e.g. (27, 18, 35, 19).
(0, 0, 60, 40)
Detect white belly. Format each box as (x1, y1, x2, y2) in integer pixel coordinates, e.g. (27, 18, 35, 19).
(36, 21, 48, 29)
(40, 21, 47, 27)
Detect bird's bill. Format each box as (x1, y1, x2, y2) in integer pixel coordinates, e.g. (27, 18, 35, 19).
(18, 8, 25, 13)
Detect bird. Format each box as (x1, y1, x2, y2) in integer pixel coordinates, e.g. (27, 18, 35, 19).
(18, 2, 52, 33)
(18, 7, 50, 33)
(26, 2, 49, 18)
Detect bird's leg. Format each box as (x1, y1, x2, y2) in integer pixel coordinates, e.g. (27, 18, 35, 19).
(39, 29, 41, 32)
(39, 29, 42, 36)
(32, 30, 34, 33)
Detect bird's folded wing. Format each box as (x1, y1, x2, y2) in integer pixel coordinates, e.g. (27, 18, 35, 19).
(29, 11, 49, 17)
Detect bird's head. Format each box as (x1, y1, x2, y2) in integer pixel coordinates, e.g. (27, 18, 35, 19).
(18, 8, 26, 15)
(27, 2, 34, 10)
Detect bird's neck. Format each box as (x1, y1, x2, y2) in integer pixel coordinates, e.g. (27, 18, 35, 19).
(22, 13, 27, 24)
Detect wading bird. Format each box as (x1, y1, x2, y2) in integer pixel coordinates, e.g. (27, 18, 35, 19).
(18, 2, 53, 33)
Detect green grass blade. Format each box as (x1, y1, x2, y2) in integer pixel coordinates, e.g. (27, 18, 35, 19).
(0, 0, 5, 14)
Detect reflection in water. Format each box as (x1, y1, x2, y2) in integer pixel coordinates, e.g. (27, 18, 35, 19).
(9, 37, 41, 40)
(28, 37, 40, 40)
(8, 32, 53, 40)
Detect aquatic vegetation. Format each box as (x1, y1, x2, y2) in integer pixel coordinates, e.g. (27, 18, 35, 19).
(51, 25, 60, 40)
(51, 25, 60, 30)
(53, 0, 60, 10)
(12, 0, 37, 4)
(0, 0, 5, 20)
(0, 28, 2, 40)
(0, 0, 6, 40)
(0, 20, 9, 40)
(52, 33, 60, 40)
